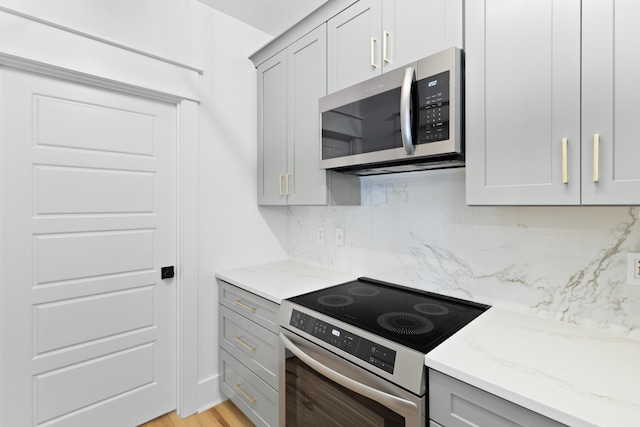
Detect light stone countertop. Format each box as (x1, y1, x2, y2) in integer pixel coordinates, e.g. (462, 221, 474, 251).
(216, 261, 640, 426)
(215, 259, 356, 304)
(425, 307, 640, 427)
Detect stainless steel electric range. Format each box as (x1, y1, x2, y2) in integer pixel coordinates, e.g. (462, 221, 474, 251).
(279, 277, 489, 427)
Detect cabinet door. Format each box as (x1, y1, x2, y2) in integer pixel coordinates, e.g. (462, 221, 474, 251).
(582, 0, 640, 205)
(257, 51, 288, 205)
(465, 0, 581, 205)
(327, 0, 382, 94)
(381, 0, 463, 74)
(286, 25, 328, 205)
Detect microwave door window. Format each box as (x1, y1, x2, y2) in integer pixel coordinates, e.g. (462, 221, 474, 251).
(322, 88, 403, 160)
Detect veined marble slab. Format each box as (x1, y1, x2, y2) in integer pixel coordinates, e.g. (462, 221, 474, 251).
(215, 260, 355, 303)
(426, 307, 640, 427)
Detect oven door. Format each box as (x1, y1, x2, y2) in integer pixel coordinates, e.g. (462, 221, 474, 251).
(280, 329, 426, 427)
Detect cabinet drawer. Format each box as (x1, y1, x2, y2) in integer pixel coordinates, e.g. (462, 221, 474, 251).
(220, 349, 279, 427)
(219, 305, 279, 390)
(429, 370, 566, 427)
(218, 280, 279, 333)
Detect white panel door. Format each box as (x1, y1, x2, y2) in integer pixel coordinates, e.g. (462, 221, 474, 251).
(0, 68, 176, 427)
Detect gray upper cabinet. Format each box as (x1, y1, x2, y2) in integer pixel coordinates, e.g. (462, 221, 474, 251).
(327, 0, 463, 94)
(257, 50, 287, 205)
(465, 0, 581, 205)
(466, 0, 640, 206)
(581, 0, 640, 205)
(257, 25, 328, 205)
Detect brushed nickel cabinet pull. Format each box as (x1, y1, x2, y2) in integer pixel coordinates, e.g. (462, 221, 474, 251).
(234, 336, 257, 351)
(371, 37, 378, 68)
(593, 134, 600, 183)
(235, 384, 257, 403)
(234, 299, 256, 312)
(562, 138, 568, 184)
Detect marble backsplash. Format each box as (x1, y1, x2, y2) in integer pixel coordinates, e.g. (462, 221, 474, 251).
(287, 168, 640, 337)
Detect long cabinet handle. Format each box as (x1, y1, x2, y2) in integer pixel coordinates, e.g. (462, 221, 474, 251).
(285, 173, 290, 195)
(383, 31, 390, 63)
(278, 174, 284, 196)
(562, 138, 568, 184)
(234, 299, 257, 312)
(234, 336, 257, 351)
(593, 134, 600, 183)
(371, 37, 378, 68)
(234, 384, 257, 403)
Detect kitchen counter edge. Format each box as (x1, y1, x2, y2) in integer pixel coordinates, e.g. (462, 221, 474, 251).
(425, 306, 640, 427)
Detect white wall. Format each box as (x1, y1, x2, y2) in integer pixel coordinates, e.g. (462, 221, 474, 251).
(193, 4, 288, 408)
(0, 0, 199, 67)
(288, 169, 640, 337)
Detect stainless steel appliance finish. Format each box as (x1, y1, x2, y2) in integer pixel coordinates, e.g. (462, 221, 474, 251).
(320, 47, 463, 175)
(279, 278, 489, 427)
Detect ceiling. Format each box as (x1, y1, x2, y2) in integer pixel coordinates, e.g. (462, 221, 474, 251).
(198, 0, 328, 36)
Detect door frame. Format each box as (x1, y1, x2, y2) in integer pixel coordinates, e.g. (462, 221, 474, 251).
(0, 7, 201, 417)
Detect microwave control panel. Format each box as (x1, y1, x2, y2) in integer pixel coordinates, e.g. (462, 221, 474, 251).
(417, 70, 450, 143)
(289, 309, 396, 374)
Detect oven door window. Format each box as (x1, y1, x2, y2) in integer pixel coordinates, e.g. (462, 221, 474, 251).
(286, 356, 405, 427)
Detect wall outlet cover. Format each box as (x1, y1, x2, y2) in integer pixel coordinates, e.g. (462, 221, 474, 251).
(335, 228, 344, 246)
(627, 253, 640, 285)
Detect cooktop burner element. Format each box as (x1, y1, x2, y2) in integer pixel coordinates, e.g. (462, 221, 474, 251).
(317, 294, 354, 307)
(347, 286, 381, 297)
(414, 302, 450, 316)
(287, 277, 489, 353)
(377, 312, 434, 335)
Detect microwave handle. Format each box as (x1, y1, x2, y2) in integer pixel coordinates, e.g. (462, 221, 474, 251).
(400, 66, 416, 155)
(280, 332, 418, 416)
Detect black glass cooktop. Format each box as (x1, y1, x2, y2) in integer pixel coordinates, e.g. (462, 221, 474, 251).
(287, 277, 490, 354)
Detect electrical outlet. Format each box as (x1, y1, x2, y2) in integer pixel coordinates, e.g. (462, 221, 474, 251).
(316, 226, 325, 244)
(335, 228, 345, 246)
(627, 253, 640, 285)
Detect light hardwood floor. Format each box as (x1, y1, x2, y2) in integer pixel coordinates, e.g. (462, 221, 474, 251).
(141, 400, 255, 427)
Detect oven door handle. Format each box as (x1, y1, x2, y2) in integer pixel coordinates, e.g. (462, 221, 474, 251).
(280, 332, 418, 415)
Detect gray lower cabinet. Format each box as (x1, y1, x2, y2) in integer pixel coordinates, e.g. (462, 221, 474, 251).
(466, 0, 640, 206)
(429, 370, 565, 427)
(218, 280, 279, 427)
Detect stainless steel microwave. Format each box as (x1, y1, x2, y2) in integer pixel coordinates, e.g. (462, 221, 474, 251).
(320, 47, 463, 175)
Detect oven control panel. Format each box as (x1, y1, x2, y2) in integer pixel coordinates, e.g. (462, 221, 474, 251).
(289, 309, 396, 374)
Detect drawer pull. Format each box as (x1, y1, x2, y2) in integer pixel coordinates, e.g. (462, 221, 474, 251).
(235, 384, 257, 403)
(235, 299, 257, 312)
(235, 336, 257, 351)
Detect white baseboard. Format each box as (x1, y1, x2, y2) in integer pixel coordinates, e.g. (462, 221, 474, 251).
(197, 374, 224, 412)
